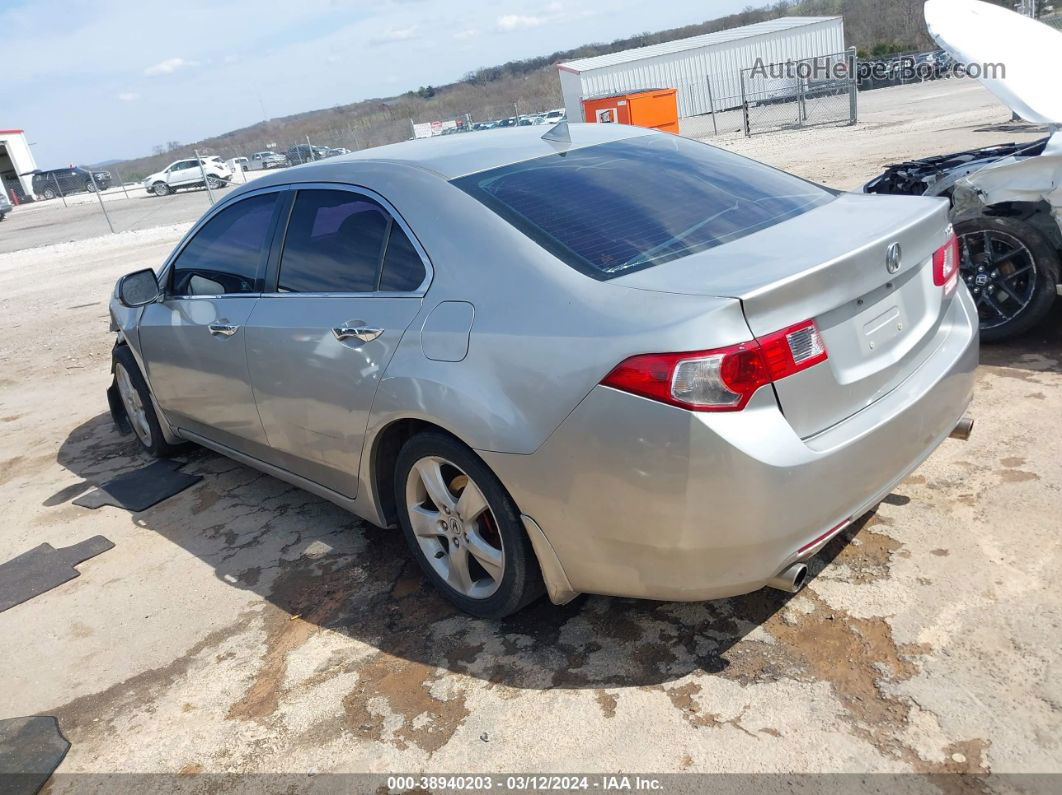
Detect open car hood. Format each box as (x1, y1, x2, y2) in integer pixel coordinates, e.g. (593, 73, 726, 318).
(924, 0, 1062, 125)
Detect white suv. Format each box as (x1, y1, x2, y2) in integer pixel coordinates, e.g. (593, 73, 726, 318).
(142, 157, 232, 196)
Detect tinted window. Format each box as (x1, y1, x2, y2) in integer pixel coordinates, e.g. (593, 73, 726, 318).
(379, 225, 426, 292)
(453, 135, 834, 279)
(278, 190, 389, 293)
(171, 193, 277, 296)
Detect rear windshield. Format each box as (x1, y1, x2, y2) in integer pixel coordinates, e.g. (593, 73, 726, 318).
(453, 135, 834, 279)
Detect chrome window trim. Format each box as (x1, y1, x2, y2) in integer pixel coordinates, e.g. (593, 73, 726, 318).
(164, 293, 264, 301)
(269, 181, 434, 298)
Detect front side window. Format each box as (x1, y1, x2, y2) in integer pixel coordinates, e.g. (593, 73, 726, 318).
(453, 135, 835, 279)
(170, 192, 278, 296)
(277, 189, 427, 293)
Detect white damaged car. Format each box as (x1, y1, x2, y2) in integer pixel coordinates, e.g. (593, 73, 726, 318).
(865, 0, 1062, 340)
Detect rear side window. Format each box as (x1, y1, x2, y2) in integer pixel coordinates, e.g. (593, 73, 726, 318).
(379, 225, 426, 292)
(278, 189, 427, 293)
(453, 135, 834, 279)
(170, 192, 278, 296)
(279, 190, 389, 293)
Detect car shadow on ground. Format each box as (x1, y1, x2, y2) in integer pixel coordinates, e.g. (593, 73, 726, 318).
(979, 303, 1062, 374)
(47, 410, 884, 692)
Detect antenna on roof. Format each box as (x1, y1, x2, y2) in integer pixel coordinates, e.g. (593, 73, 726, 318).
(541, 121, 571, 143)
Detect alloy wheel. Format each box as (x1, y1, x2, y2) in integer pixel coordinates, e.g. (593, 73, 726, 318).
(114, 363, 152, 446)
(959, 229, 1037, 332)
(404, 456, 505, 599)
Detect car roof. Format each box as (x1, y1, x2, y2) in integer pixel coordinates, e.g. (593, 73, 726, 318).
(289, 123, 654, 180)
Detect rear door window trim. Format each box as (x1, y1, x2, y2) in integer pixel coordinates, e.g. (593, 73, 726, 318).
(261, 181, 433, 299)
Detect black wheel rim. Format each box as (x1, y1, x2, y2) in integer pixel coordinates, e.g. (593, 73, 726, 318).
(959, 228, 1037, 331)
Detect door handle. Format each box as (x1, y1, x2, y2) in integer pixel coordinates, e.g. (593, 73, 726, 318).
(208, 323, 239, 337)
(332, 326, 383, 343)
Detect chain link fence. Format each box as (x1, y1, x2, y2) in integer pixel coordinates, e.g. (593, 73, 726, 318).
(738, 49, 858, 136)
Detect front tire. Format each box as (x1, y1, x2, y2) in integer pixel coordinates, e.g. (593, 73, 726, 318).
(85, 180, 97, 192)
(112, 346, 182, 458)
(152, 181, 171, 197)
(394, 432, 543, 618)
(205, 175, 225, 189)
(42, 187, 56, 200)
(956, 216, 1060, 342)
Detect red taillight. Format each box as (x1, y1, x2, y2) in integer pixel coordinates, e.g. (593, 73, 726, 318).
(933, 227, 959, 290)
(601, 319, 828, 412)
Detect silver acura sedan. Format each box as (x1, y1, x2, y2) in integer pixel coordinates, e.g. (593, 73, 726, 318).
(108, 123, 978, 617)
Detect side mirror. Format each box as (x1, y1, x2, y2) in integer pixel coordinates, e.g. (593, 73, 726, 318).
(118, 268, 160, 307)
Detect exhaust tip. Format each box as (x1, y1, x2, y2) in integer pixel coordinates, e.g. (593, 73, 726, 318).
(950, 416, 974, 441)
(766, 563, 808, 594)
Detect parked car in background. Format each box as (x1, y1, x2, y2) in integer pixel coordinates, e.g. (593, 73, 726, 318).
(107, 124, 976, 618)
(0, 190, 12, 221)
(226, 156, 249, 172)
(325, 147, 351, 157)
(251, 151, 287, 169)
(141, 158, 233, 197)
(543, 109, 566, 124)
(285, 144, 329, 164)
(32, 166, 113, 199)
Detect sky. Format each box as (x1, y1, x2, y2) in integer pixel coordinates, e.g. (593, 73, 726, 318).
(2, 0, 755, 168)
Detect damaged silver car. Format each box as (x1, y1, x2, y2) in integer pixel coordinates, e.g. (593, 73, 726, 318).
(865, 0, 1062, 341)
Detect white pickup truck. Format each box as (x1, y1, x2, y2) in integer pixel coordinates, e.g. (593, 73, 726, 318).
(248, 151, 288, 170)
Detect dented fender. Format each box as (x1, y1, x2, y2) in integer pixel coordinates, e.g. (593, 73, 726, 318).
(953, 131, 1062, 235)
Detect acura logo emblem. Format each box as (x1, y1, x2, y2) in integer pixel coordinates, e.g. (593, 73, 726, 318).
(886, 242, 902, 274)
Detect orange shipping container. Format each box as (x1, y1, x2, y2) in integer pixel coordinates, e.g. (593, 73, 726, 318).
(581, 88, 679, 133)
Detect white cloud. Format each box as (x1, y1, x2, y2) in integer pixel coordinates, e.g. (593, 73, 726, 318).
(144, 57, 197, 76)
(497, 14, 546, 31)
(453, 28, 479, 40)
(117, 92, 140, 102)
(369, 26, 418, 45)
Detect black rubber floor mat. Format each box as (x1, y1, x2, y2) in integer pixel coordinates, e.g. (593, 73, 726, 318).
(0, 536, 114, 614)
(0, 716, 70, 794)
(73, 459, 201, 512)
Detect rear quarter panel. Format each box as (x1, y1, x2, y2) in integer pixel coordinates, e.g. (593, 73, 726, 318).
(345, 163, 754, 456)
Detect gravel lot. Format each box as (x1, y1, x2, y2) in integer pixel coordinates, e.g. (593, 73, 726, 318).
(0, 79, 1059, 782)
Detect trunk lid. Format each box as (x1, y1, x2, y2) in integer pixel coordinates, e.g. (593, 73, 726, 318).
(614, 192, 956, 437)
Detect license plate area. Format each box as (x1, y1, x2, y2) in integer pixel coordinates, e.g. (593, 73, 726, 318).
(860, 303, 909, 355)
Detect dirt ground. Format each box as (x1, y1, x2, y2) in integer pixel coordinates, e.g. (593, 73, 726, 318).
(0, 79, 1060, 782)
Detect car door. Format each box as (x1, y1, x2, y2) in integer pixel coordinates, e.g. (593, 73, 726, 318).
(162, 162, 183, 187)
(138, 189, 287, 456)
(168, 160, 194, 187)
(244, 185, 430, 497)
(59, 169, 80, 193)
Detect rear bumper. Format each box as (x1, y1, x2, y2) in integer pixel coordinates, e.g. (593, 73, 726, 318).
(483, 288, 978, 603)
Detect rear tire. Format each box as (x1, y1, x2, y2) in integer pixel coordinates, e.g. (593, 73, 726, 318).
(394, 432, 543, 618)
(152, 182, 171, 197)
(956, 216, 1059, 342)
(112, 346, 182, 458)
